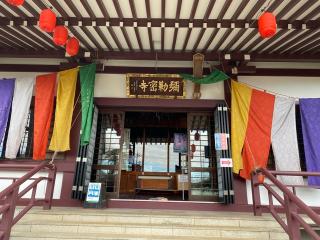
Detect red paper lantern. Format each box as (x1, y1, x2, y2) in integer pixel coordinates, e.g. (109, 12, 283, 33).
(258, 12, 277, 38)
(39, 9, 56, 32)
(66, 37, 79, 56)
(53, 26, 68, 46)
(6, 0, 24, 6)
(191, 144, 196, 153)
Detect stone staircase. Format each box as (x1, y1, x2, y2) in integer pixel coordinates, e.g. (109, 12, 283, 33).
(11, 207, 289, 240)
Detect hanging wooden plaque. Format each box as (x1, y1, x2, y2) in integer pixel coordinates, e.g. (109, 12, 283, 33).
(126, 73, 186, 99)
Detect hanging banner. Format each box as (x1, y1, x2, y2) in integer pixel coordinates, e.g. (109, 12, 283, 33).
(33, 73, 56, 160)
(5, 77, 34, 158)
(0, 79, 15, 144)
(80, 63, 96, 146)
(49, 68, 79, 152)
(271, 96, 304, 185)
(231, 80, 252, 174)
(300, 98, 320, 186)
(240, 89, 275, 180)
(126, 73, 186, 99)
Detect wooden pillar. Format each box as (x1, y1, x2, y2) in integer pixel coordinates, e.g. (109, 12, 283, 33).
(142, 128, 145, 172)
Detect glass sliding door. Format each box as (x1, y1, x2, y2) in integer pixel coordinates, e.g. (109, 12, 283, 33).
(95, 112, 124, 199)
(187, 113, 218, 201)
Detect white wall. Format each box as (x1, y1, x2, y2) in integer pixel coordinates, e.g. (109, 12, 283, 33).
(239, 74, 320, 207)
(0, 171, 63, 199)
(238, 76, 320, 98)
(94, 73, 225, 99)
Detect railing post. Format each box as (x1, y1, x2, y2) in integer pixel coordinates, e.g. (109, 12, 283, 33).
(284, 194, 301, 240)
(251, 172, 262, 216)
(0, 187, 19, 240)
(43, 165, 57, 210)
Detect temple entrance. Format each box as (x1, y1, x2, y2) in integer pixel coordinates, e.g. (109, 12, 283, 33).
(120, 112, 190, 201)
(87, 105, 234, 204)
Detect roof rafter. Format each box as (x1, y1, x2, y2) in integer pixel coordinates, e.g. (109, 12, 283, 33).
(192, 0, 216, 52)
(0, 35, 23, 49)
(129, 0, 143, 51)
(181, 0, 199, 52)
(298, 39, 320, 54)
(276, 0, 300, 19)
(0, 27, 35, 49)
(212, 0, 249, 52)
(288, 0, 318, 22)
(232, 29, 257, 52)
(145, 0, 154, 51)
(78, 0, 111, 51)
(171, 0, 182, 51)
(275, 30, 317, 54)
(69, 26, 93, 51)
(161, 0, 165, 51)
(293, 34, 320, 54)
(253, 29, 290, 53)
(112, 0, 133, 51)
(96, 0, 123, 51)
(284, 31, 320, 54)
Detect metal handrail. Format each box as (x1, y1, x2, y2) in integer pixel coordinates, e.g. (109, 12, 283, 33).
(0, 160, 56, 240)
(251, 168, 320, 240)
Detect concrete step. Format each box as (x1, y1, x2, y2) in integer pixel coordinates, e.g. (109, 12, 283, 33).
(10, 231, 259, 240)
(18, 207, 283, 228)
(12, 207, 289, 240)
(12, 221, 288, 238)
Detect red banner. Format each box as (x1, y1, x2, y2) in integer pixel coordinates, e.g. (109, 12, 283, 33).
(240, 89, 275, 179)
(33, 73, 56, 160)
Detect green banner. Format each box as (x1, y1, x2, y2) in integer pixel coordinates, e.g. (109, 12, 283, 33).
(80, 63, 96, 146)
(180, 69, 229, 84)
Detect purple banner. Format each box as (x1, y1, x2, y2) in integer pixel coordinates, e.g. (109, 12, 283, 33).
(0, 79, 15, 143)
(300, 98, 320, 186)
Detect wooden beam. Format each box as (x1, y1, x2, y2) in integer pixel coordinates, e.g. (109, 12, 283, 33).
(0, 17, 319, 30)
(1, 49, 320, 62)
(3, 63, 320, 77)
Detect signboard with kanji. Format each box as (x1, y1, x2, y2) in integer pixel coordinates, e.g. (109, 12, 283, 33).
(126, 73, 186, 99)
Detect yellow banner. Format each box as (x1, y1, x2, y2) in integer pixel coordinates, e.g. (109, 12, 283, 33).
(49, 68, 79, 152)
(231, 80, 252, 174)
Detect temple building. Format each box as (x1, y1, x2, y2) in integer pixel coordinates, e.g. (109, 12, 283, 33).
(0, 0, 320, 239)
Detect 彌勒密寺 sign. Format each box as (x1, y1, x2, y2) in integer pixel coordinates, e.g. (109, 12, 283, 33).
(126, 74, 186, 99)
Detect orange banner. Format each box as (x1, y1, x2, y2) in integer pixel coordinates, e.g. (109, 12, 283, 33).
(33, 73, 56, 160)
(240, 89, 275, 179)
